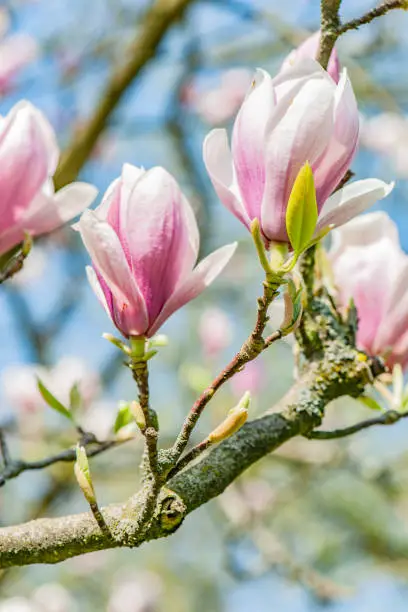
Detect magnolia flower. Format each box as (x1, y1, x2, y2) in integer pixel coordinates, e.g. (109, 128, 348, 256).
(230, 359, 265, 398)
(204, 59, 392, 247)
(281, 31, 340, 83)
(77, 164, 236, 338)
(329, 212, 408, 369)
(198, 307, 233, 357)
(0, 101, 97, 257)
(184, 68, 253, 126)
(0, 8, 38, 94)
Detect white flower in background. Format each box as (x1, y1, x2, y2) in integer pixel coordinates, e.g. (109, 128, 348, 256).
(107, 571, 163, 612)
(81, 401, 115, 440)
(32, 583, 75, 612)
(1, 357, 101, 414)
(0, 599, 36, 612)
(361, 112, 408, 178)
(198, 307, 233, 358)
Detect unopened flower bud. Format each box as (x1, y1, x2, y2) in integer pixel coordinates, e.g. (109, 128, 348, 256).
(208, 392, 250, 443)
(74, 445, 96, 505)
(130, 400, 146, 431)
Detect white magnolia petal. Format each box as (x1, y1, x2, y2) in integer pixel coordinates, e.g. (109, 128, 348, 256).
(316, 179, 394, 233)
(203, 129, 250, 227)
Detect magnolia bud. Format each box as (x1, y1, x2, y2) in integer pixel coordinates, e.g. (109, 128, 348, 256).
(208, 392, 250, 443)
(130, 400, 146, 431)
(74, 445, 96, 505)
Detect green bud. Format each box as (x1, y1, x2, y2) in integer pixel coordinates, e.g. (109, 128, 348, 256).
(74, 445, 96, 505)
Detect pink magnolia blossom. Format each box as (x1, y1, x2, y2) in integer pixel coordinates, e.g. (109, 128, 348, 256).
(0, 101, 97, 257)
(204, 59, 392, 247)
(0, 8, 38, 94)
(184, 69, 253, 126)
(77, 164, 237, 338)
(281, 31, 340, 83)
(199, 307, 233, 357)
(230, 359, 265, 398)
(361, 112, 408, 178)
(329, 212, 408, 369)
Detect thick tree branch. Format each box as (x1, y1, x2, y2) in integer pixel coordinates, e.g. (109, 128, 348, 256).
(0, 343, 379, 568)
(53, 0, 195, 189)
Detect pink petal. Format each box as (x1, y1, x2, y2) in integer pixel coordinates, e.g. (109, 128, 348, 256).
(203, 129, 250, 228)
(77, 210, 148, 334)
(22, 182, 97, 234)
(231, 69, 275, 219)
(261, 77, 335, 241)
(148, 242, 237, 337)
(316, 179, 394, 233)
(0, 104, 50, 230)
(125, 167, 199, 325)
(313, 70, 359, 208)
(330, 211, 399, 259)
(281, 31, 340, 83)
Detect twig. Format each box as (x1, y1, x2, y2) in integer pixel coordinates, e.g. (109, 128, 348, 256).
(0, 438, 125, 486)
(0, 429, 11, 467)
(305, 410, 408, 440)
(338, 1, 408, 34)
(170, 279, 280, 462)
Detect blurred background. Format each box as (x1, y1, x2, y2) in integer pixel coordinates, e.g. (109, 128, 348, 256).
(1, 0, 408, 610)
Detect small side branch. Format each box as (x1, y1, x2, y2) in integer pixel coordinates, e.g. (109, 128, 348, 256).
(170, 279, 280, 462)
(305, 410, 408, 440)
(338, 1, 408, 34)
(0, 438, 124, 487)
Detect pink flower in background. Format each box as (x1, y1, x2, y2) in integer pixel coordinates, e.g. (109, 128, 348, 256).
(204, 58, 392, 247)
(231, 359, 265, 398)
(183, 68, 252, 126)
(280, 31, 340, 83)
(199, 307, 233, 358)
(329, 212, 408, 369)
(0, 8, 38, 95)
(1, 357, 101, 414)
(0, 101, 97, 257)
(77, 164, 236, 338)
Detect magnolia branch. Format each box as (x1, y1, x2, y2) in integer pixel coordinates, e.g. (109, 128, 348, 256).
(0, 343, 379, 568)
(305, 409, 408, 440)
(170, 278, 281, 464)
(318, 0, 407, 70)
(0, 436, 125, 486)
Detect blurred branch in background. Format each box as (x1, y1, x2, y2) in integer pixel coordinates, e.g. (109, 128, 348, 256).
(54, 0, 196, 189)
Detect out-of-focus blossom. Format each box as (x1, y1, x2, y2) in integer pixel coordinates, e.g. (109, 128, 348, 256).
(198, 307, 233, 358)
(1, 357, 100, 414)
(204, 59, 392, 248)
(230, 359, 265, 398)
(0, 598, 36, 612)
(0, 8, 38, 95)
(182, 68, 252, 126)
(361, 112, 408, 178)
(280, 31, 340, 83)
(329, 212, 408, 369)
(77, 164, 236, 338)
(0, 101, 97, 257)
(107, 571, 163, 612)
(81, 401, 115, 440)
(32, 583, 75, 612)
